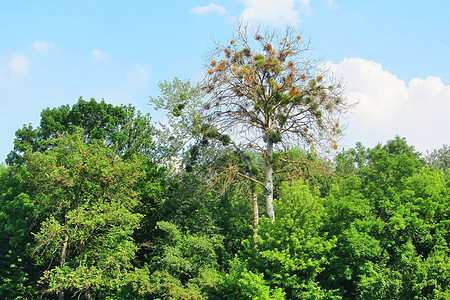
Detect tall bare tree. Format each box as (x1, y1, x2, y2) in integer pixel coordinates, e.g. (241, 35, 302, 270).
(202, 24, 351, 222)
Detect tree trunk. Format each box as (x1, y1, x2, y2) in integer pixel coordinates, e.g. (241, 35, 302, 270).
(252, 189, 259, 250)
(58, 233, 69, 300)
(265, 138, 275, 222)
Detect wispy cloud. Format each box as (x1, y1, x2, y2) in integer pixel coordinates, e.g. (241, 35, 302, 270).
(32, 41, 53, 52)
(324, 58, 450, 153)
(0, 53, 30, 84)
(238, 0, 341, 26)
(9, 54, 30, 77)
(239, 0, 305, 27)
(299, 0, 312, 10)
(92, 49, 108, 62)
(327, 0, 340, 9)
(190, 4, 226, 15)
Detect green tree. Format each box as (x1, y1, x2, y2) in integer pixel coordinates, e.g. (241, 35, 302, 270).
(5, 98, 168, 279)
(149, 77, 231, 173)
(149, 78, 205, 156)
(161, 173, 221, 236)
(149, 78, 259, 252)
(248, 181, 339, 299)
(7, 97, 159, 165)
(26, 130, 144, 299)
(0, 163, 42, 298)
(202, 24, 350, 221)
(149, 221, 223, 295)
(219, 258, 285, 300)
(324, 137, 450, 299)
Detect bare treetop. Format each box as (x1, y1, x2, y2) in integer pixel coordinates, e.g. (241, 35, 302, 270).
(202, 24, 350, 154)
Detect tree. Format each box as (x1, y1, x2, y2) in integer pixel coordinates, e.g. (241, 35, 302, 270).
(7, 97, 159, 165)
(249, 181, 338, 299)
(202, 24, 350, 221)
(149, 77, 232, 172)
(150, 77, 267, 251)
(148, 221, 223, 297)
(219, 258, 285, 300)
(26, 130, 144, 298)
(6, 98, 168, 261)
(426, 144, 449, 173)
(0, 164, 42, 298)
(149, 78, 205, 155)
(324, 137, 450, 298)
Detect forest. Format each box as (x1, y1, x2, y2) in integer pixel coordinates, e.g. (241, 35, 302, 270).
(1, 27, 449, 299)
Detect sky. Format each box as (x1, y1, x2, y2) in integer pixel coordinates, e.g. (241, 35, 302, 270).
(1, 0, 449, 163)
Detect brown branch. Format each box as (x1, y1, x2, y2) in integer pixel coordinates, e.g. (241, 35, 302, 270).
(236, 171, 268, 191)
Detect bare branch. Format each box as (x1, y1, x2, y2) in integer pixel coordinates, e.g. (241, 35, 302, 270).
(236, 171, 268, 191)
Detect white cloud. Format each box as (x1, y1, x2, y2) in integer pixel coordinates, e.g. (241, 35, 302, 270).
(239, 0, 315, 27)
(190, 4, 226, 15)
(238, 0, 342, 26)
(240, 0, 299, 27)
(0, 53, 30, 84)
(9, 54, 30, 77)
(325, 58, 450, 153)
(32, 41, 53, 52)
(327, 0, 339, 9)
(92, 49, 108, 62)
(299, 0, 312, 10)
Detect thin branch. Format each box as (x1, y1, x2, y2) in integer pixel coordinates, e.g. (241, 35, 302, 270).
(236, 171, 268, 191)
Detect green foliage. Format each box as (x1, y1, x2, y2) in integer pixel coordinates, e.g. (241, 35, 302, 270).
(219, 258, 285, 300)
(145, 270, 205, 299)
(2, 192, 35, 248)
(0, 164, 41, 298)
(250, 181, 339, 299)
(336, 136, 425, 180)
(216, 184, 255, 259)
(324, 137, 450, 299)
(149, 78, 205, 155)
(149, 221, 223, 297)
(7, 97, 158, 165)
(1, 100, 166, 298)
(114, 268, 206, 299)
(132, 158, 168, 249)
(153, 221, 222, 280)
(162, 174, 221, 235)
(1, 88, 449, 300)
(26, 130, 145, 297)
(149, 78, 232, 174)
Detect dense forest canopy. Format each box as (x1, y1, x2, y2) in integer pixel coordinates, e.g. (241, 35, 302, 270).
(1, 26, 449, 300)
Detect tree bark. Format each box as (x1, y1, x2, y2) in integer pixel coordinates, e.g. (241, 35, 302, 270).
(59, 233, 69, 300)
(252, 189, 259, 250)
(265, 138, 275, 222)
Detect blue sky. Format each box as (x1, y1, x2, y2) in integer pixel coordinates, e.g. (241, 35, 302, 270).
(1, 0, 449, 162)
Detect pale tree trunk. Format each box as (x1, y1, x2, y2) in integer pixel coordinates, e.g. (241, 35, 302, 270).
(59, 233, 69, 300)
(252, 189, 259, 250)
(265, 138, 275, 222)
